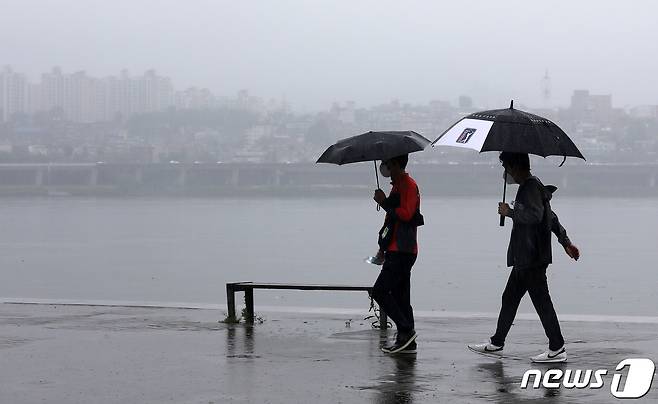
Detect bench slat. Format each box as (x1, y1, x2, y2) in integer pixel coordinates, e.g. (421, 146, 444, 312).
(228, 282, 372, 291)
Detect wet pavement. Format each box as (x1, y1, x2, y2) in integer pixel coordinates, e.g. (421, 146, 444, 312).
(0, 303, 657, 403)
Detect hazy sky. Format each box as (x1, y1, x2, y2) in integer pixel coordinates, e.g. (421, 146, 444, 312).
(2, 0, 657, 111)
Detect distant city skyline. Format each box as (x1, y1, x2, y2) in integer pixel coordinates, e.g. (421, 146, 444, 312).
(4, 63, 654, 126)
(2, 60, 657, 168)
(1, 63, 626, 114)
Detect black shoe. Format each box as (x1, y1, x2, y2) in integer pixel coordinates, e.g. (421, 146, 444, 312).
(381, 330, 417, 354)
(399, 340, 417, 354)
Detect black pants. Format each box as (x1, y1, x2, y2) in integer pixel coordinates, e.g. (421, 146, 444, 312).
(491, 265, 565, 351)
(372, 251, 416, 334)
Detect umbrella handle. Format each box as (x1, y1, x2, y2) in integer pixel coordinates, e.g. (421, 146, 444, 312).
(500, 169, 507, 227)
(374, 160, 380, 211)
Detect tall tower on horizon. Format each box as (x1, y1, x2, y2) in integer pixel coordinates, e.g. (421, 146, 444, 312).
(541, 69, 551, 107)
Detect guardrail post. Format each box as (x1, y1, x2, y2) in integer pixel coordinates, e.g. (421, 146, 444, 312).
(244, 288, 254, 323)
(226, 284, 237, 321)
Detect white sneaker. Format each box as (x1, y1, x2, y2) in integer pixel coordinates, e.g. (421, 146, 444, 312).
(467, 342, 503, 356)
(531, 347, 567, 363)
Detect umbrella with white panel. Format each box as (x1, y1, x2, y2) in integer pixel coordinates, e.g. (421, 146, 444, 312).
(432, 101, 585, 226)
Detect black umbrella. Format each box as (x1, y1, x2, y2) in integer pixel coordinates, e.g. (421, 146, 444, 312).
(432, 101, 585, 225)
(317, 130, 431, 209)
(318, 131, 431, 165)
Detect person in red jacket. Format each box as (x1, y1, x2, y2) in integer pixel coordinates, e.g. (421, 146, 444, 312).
(372, 154, 424, 354)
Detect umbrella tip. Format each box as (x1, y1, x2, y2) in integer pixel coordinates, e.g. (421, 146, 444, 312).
(510, 100, 514, 109)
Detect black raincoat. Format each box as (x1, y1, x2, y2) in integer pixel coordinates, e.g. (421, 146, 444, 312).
(507, 176, 571, 270)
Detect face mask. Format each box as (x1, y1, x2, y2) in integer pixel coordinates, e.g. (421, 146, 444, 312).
(503, 170, 517, 184)
(379, 162, 391, 178)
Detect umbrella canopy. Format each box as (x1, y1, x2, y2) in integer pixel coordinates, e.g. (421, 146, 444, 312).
(432, 101, 585, 227)
(432, 101, 585, 162)
(317, 131, 431, 165)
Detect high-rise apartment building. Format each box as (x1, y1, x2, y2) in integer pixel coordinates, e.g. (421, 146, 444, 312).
(3, 67, 195, 122)
(0, 66, 28, 122)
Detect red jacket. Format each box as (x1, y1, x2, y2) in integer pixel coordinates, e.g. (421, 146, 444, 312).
(380, 173, 421, 254)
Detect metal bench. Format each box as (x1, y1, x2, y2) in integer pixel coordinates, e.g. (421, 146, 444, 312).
(225, 282, 387, 328)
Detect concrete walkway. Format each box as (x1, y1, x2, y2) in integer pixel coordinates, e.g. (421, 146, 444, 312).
(0, 303, 656, 403)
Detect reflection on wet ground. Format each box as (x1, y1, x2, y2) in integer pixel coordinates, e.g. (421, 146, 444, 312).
(372, 355, 418, 404)
(226, 325, 258, 359)
(1, 303, 657, 403)
(473, 361, 568, 403)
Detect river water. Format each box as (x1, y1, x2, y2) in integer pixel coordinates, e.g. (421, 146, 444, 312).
(1, 196, 657, 319)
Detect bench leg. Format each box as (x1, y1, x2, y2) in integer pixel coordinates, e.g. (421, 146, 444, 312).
(244, 288, 254, 323)
(226, 284, 237, 321)
(379, 309, 388, 329)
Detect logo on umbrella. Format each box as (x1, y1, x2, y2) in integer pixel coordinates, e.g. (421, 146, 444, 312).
(456, 128, 476, 144)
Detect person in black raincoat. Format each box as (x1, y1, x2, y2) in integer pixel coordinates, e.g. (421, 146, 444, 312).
(469, 152, 580, 363)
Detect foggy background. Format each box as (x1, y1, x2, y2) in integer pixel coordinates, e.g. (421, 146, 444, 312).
(1, 1, 657, 319)
(2, 0, 658, 110)
(2, 0, 658, 168)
